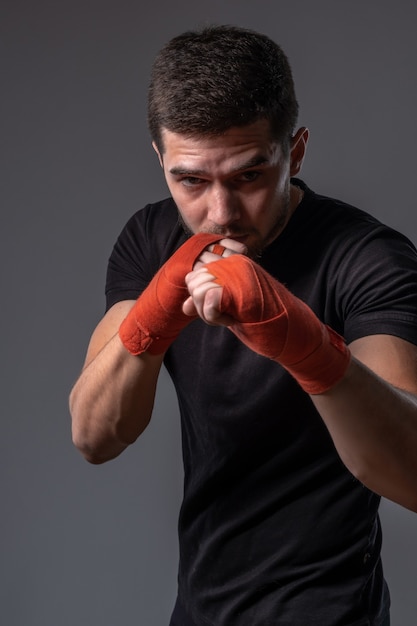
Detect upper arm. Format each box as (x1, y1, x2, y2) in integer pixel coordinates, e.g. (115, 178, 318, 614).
(349, 334, 417, 394)
(83, 300, 136, 369)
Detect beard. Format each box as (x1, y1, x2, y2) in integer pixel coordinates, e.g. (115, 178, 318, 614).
(176, 182, 292, 261)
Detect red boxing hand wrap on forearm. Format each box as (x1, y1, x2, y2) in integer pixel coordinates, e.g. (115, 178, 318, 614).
(119, 233, 222, 355)
(205, 255, 351, 394)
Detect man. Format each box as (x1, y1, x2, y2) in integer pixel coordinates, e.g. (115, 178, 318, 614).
(69, 25, 417, 625)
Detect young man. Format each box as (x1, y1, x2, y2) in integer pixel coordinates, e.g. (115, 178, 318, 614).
(69, 25, 417, 625)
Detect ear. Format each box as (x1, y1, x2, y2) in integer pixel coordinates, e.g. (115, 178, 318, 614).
(289, 127, 309, 176)
(152, 141, 164, 168)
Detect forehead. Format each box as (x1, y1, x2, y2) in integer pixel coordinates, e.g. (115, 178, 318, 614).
(159, 120, 283, 172)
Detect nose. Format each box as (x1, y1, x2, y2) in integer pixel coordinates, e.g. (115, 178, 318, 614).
(207, 185, 241, 226)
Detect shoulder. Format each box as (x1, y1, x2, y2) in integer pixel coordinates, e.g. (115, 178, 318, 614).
(298, 180, 401, 238)
(277, 180, 417, 344)
(120, 197, 182, 251)
(289, 179, 417, 264)
(268, 180, 417, 284)
(105, 197, 187, 310)
(111, 197, 188, 269)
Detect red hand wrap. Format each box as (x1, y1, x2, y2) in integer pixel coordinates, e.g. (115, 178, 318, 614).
(205, 255, 351, 394)
(119, 233, 222, 355)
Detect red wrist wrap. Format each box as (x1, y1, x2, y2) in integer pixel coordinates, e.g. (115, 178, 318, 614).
(119, 232, 222, 355)
(205, 255, 351, 394)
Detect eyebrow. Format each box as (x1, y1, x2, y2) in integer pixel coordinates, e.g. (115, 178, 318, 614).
(169, 155, 269, 177)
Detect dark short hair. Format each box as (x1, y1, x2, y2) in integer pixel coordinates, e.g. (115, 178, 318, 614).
(148, 25, 299, 153)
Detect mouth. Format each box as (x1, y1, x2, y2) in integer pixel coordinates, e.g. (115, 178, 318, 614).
(219, 231, 250, 242)
(199, 226, 249, 240)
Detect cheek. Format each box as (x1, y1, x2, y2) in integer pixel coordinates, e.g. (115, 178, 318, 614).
(175, 198, 207, 231)
(247, 189, 278, 221)
(252, 186, 289, 231)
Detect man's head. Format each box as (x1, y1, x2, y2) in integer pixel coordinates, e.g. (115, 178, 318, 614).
(148, 25, 299, 155)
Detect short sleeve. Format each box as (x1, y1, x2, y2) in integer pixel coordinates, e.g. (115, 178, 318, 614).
(337, 225, 417, 346)
(105, 198, 186, 311)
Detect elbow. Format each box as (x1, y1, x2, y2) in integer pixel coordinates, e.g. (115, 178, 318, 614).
(404, 496, 417, 515)
(69, 393, 126, 465)
(70, 396, 130, 463)
(347, 460, 417, 515)
(71, 424, 127, 464)
(381, 489, 417, 515)
(389, 486, 417, 515)
(72, 432, 106, 464)
(69, 383, 151, 464)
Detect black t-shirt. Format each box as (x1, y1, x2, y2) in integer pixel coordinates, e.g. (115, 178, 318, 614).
(106, 180, 417, 625)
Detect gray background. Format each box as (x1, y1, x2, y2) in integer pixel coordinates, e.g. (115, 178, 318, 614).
(2, 1, 417, 624)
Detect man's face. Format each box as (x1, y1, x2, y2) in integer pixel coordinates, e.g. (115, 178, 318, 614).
(154, 120, 307, 257)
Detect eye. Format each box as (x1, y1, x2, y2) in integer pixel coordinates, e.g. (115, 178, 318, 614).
(236, 170, 261, 183)
(181, 176, 205, 187)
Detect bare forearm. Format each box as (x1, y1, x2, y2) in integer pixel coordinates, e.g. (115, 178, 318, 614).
(313, 358, 417, 512)
(70, 334, 163, 464)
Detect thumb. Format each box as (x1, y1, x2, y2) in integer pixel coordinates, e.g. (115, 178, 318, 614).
(202, 286, 235, 326)
(182, 295, 198, 317)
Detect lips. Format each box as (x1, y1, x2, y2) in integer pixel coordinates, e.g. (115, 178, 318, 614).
(220, 232, 249, 242)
